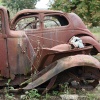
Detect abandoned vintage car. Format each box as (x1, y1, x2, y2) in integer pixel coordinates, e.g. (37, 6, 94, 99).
(0, 6, 100, 93)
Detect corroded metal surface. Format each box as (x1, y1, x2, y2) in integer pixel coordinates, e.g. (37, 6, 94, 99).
(0, 6, 99, 91)
(23, 55, 100, 90)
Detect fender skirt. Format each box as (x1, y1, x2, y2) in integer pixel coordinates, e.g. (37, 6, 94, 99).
(23, 55, 100, 90)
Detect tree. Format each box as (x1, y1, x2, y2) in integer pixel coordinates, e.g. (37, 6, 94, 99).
(2, 0, 40, 12)
(49, 0, 100, 26)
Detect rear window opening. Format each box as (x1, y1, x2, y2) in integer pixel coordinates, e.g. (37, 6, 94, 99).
(44, 15, 69, 28)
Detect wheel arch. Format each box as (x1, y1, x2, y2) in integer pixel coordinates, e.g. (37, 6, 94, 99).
(23, 55, 100, 90)
(70, 35, 100, 54)
(80, 36, 100, 54)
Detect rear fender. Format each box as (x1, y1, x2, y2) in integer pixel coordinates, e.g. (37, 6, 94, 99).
(23, 55, 100, 90)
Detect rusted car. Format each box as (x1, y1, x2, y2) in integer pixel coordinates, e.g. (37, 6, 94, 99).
(0, 6, 100, 93)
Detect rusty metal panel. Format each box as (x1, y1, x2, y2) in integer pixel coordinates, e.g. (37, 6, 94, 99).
(0, 35, 9, 78)
(80, 36, 100, 52)
(0, 7, 100, 91)
(11, 9, 100, 54)
(23, 55, 100, 90)
(7, 37, 31, 79)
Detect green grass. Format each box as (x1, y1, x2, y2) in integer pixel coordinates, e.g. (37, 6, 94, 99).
(89, 26, 100, 34)
(88, 26, 100, 40)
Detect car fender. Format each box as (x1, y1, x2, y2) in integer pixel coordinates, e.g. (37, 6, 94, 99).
(80, 36, 100, 53)
(50, 44, 71, 51)
(23, 54, 100, 90)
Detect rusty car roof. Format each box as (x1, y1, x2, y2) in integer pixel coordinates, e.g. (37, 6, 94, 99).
(12, 9, 64, 19)
(15, 9, 63, 14)
(11, 9, 65, 25)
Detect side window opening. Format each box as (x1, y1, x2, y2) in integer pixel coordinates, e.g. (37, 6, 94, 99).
(15, 16, 40, 30)
(44, 15, 69, 28)
(57, 15, 69, 26)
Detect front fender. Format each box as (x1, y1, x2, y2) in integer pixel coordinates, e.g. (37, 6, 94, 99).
(80, 36, 100, 53)
(23, 55, 100, 90)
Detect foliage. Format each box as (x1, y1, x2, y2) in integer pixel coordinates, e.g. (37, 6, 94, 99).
(0, 0, 3, 6)
(52, 91, 59, 96)
(86, 93, 98, 100)
(4, 79, 15, 100)
(49, 0, 100, 26)
(89, 26, 100, 34)
(58, 83, 77, 95)
(20, 89, 40, 100)
(5, 93, 15, 100)
(2, 0, 40, 12)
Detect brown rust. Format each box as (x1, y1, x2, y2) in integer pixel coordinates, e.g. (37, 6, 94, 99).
(0, 6, 99, 91)
(23, 55, 100, 90)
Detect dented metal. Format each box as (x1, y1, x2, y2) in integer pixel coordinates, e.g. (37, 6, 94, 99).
(23, 55, 100, 90)
(0, 6, 99, 92)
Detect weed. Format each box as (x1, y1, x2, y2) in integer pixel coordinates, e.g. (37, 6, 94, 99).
(4, 79, 15, 100)
(5, 93, 15, 100)
(21, 89, 40, 100)
(45, 93, 51, 100)
(59, 83, 72, 94)
(52, 91, 59, 96)
(89, 26, 100, 34)
(86, 93, 98, 100)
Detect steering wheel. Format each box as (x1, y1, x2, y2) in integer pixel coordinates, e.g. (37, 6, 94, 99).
(18, 20, 40, 30)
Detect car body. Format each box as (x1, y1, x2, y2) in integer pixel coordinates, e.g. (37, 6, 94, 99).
(0, 6, 100, 92)
(11, 9, 100, 54)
